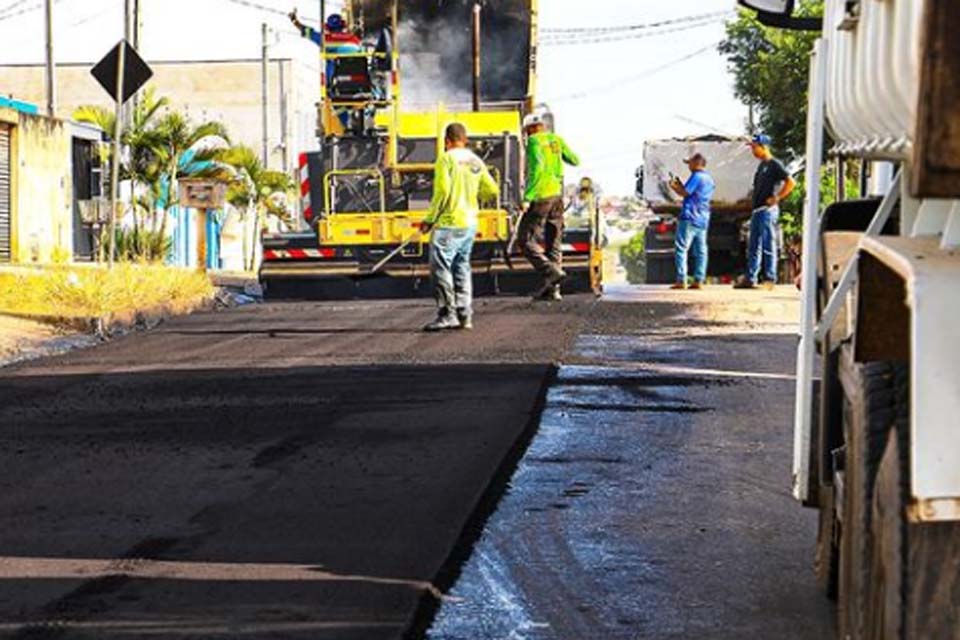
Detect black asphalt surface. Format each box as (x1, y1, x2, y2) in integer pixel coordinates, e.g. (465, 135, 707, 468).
(0, 291, 836, 639)
(428, 327, 837, 639)
(0, 297, 601, 639)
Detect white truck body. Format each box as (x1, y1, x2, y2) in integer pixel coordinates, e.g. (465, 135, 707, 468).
(641, 137, 756, 211)
(794, 0, 960, 522)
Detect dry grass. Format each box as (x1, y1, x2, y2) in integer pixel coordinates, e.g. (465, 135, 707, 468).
(0, 264, 215, 321)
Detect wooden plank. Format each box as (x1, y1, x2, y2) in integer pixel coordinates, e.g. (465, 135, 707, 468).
(911, 0, 960, 198)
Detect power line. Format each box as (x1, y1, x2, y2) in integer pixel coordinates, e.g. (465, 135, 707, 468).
(217, 0, 319, 26)
(540, 16, 727, 46)
(540, 10, 734, 35)
(0, 0, 30, 17)
(0, 1, 41, 22)
(551, 41, 721, 103)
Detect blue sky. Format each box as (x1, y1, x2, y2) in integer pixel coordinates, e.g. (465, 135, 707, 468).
(0, 0, 747, 195)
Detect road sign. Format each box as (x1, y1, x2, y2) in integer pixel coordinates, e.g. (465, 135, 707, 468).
(91, 40, 152, 104)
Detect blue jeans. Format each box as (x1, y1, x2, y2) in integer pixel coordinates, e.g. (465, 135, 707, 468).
(747, 207, 780, 284)
(675, 220, 709, 283)
(430, 226, 476, 317)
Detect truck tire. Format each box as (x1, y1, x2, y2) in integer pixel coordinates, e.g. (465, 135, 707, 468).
(868, 421, 960, 639)
(837, 346, 907, 639)
(815, 346, 844, 600)
(815, 483, 840, 600)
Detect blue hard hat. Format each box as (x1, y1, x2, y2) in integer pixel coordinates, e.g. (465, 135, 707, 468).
(750, 133, 773, 147)
(326, 13, 346, 32)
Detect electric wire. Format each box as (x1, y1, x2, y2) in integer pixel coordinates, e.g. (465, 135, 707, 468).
(0, 1, 40, 22)
(551, 41, 722, 103)
(540, 15, 729, 46)
(0, 0, 30, 17)
(540, 10, 734, 35)
(216, 0, 320, 26)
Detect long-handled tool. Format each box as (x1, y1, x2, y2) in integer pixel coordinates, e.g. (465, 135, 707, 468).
(503, 203, 524, 268)
(360, 227, 430, 277)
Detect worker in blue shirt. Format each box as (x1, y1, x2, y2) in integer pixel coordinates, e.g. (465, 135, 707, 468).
(669, 153, 715, 289)
(735, 133, 796, 289)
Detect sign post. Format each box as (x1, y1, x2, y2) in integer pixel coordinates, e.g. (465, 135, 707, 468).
(178, 179, 227, 272)
(90, 40, 153, 266)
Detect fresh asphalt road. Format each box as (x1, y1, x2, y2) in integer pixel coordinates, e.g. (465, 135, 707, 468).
(428, 289, 836, 639)
(0, 288, 835, 639)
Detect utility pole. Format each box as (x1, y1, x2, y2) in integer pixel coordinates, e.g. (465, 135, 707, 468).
(123, 0, 132, 42)
(43, 0, 55, 117)
(278, 59, 289, 174)
(122, 0, 133, 129)
(133, 0, 141, 49)
(261, 23, 269, 168)
(108, 42, 127, 267)
(472, 2, 481, 112)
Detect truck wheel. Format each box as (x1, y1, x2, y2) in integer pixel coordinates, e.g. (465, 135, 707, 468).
(815, 347, 844, 600)
(837, 346, 907, 639)
(815, 483, 839, 600)
(868, 424, 960, 639)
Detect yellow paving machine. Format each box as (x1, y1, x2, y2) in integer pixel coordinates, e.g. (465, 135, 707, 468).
(259, 0, 602, 298)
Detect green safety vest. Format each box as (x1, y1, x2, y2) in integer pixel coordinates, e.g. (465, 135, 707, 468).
(524, 132, 580, 204)
(426, 147, 500, 229)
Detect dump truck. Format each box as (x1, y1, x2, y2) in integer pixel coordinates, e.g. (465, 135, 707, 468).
(739, 1, 960, 637)
(259, 0, 602, 298)
(636, 136, 762, 284)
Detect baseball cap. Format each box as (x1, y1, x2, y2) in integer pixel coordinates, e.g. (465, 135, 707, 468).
(683, 153, 707, 166)
(522, 113, 544, 129)
(749, 134, 773, 147)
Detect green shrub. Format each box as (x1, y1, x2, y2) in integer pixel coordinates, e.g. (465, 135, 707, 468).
(619, 228, 647, 284)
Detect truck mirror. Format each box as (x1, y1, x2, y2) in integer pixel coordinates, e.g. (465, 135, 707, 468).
(737, 0, 792, 14)
(738, 0, 822, 31)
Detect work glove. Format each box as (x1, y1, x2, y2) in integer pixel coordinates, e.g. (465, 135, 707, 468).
(419, 221, 435, 234)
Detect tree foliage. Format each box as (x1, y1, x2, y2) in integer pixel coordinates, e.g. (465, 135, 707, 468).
(73, 90, 235, 261)
(718, 2, 823, 160)
(216, 145, 295, 271)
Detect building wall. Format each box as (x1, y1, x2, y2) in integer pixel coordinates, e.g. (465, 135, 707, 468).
(0, 107, 73, 264)
(0, 59, 321, 175)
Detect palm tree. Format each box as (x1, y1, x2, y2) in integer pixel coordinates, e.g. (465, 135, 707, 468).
(74, 88, 170, 222)
(73, 91, 233, 262)
(218, 145, 294, 271)
(150, 112, 230, 242)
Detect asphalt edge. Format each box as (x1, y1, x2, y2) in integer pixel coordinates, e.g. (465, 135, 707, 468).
(403, 362, 561, 639)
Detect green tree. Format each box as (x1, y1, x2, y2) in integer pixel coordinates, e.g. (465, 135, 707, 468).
(74, 91, 232, 261)
(74, 88, 170, 235)
(619, 229, 646, 285)
(150, 112, 230, 241)
(218, 145, 295, 271)
(718, 2, 823, 160)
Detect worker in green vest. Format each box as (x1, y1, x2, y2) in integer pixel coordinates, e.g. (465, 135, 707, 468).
(422, 123, 500, 332)
(518, 113, 581, 300)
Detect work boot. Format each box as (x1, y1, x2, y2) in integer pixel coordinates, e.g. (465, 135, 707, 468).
(733, 277, 758, 290)
(670, 282, 687, 290)
(535, 286, 562, 302)
(531, 267, 567, 300)
(423, 313, 460, 332)
(689, 281, 704, 290)
(457, 310, 474, 331)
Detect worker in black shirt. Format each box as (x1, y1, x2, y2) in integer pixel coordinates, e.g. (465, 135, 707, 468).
(735, 134, 796, 290)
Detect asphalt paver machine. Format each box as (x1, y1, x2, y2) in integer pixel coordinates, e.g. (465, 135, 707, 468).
(260, 0, 600, 298)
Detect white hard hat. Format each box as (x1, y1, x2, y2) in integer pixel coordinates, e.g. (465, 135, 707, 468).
(522, 113, 544, 129)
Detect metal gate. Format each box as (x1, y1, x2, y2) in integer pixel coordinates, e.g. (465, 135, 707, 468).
(0, 124, 10, 262)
